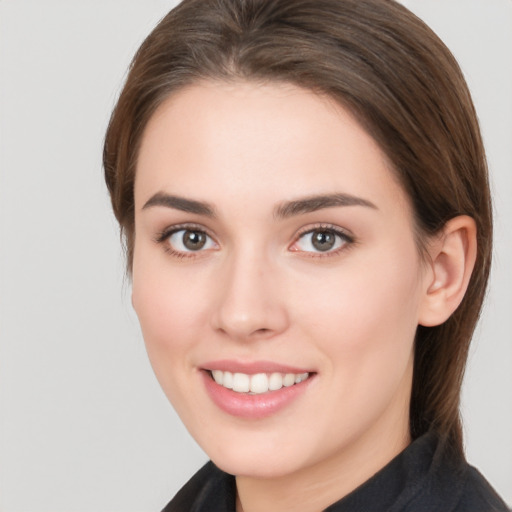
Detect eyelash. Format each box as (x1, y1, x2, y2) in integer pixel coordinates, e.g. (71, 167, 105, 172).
(154, 223, 355, 259)
(154, 223, 218, 259)
(290, 224, 355, 258)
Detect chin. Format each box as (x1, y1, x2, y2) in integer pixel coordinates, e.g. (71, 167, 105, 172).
(196, 426, 323, 479)
(211, 449, 304, 479)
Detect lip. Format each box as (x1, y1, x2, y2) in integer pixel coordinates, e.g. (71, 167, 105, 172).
(200, 361, 315, 419)
(201, 359, 312, 374)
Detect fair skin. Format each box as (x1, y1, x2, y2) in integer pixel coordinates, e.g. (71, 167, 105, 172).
(132, 81, 476, 512)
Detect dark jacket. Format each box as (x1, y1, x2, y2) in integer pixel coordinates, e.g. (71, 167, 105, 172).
(162, 432, 510, 511)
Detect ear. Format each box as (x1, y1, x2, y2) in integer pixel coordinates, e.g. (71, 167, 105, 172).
(418, 215, 477, 327)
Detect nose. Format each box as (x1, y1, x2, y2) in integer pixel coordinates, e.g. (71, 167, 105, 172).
(210, 249, 290, 341)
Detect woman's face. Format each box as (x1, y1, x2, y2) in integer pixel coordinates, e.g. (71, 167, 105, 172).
(132, 81, 432, 480)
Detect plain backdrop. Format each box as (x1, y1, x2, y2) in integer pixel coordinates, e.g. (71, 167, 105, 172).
(0, 1, 510, 510)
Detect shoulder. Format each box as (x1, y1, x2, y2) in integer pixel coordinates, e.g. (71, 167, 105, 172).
(453, 465, 510, 512)
(418, 437, 510, 512)
(161, 461, 236, 512)
(349, 432, 511, 512)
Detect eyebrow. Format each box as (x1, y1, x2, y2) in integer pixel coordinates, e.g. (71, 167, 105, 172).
(141, 191, 377, 219)
(274, 193, 377, 219)
(142, 192, 216, 217)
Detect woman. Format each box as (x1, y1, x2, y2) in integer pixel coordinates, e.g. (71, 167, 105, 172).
(103, 0, 509, 510)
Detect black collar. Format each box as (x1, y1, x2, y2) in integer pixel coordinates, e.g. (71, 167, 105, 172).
(163, 431, 508, 512)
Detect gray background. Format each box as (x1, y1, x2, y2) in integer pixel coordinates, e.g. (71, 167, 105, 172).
(0, 1, 510, 510)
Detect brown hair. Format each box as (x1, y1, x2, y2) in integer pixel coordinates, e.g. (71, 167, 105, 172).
(103, 0, 492, 457)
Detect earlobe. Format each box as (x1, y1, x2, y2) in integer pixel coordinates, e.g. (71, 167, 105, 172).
(418, 215, 477, 327)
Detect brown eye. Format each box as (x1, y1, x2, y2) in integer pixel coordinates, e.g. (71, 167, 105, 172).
(167, 229, 216, 252)
(183, 230, 207, 250)
(311, 230, 336, 251)
(293, 227, 350, 254)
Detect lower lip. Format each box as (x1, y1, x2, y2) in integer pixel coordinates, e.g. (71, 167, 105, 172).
(201, 371, 313, 419)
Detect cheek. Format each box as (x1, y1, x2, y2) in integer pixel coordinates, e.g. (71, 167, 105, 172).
(131, 252, 211, 366)
(131, 260, 215, 417)
(299, 244, 423, 381)
(295, 250, 421, 440)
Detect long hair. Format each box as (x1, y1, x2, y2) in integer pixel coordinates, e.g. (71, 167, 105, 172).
(103, 0, 492, 457)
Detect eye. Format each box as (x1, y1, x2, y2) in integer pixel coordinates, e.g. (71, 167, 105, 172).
(292, 227, 352, 254)
(165, 228, 217, 253)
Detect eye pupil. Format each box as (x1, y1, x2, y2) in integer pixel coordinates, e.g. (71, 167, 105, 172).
(312, 230, 336, 251)
(183, 230, 206, 250)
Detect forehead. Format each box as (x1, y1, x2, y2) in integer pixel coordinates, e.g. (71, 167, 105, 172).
(135, 80, 408, 215)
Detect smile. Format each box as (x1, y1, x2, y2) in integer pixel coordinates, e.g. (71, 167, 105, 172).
(210, 370, 310, 394)
(202, 363, 315, 419)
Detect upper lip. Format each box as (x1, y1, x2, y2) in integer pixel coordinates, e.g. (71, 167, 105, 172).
(201, 359, 313, 375)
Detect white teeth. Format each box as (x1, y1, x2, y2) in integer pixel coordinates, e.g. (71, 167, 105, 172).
(232, 373, 250, 392)
(212, 370, 223, 385)
(249, 373, 268, 394)
(223, 371, 233, 389)
(268, 372, 283, 391)
(283, 373, 295, 387)
(295, 373, 308, 384)
(210, 370, 310, 394)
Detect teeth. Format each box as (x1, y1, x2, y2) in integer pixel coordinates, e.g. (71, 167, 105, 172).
(283, 373, 295, 387)
(233, 373, 250, 392)
(249, 373, 268, 394)
(223, 371, 233, 389)
(212, 370, 223, 385)
(210, 370, 309, 394)
(269, 372, 283, 391)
